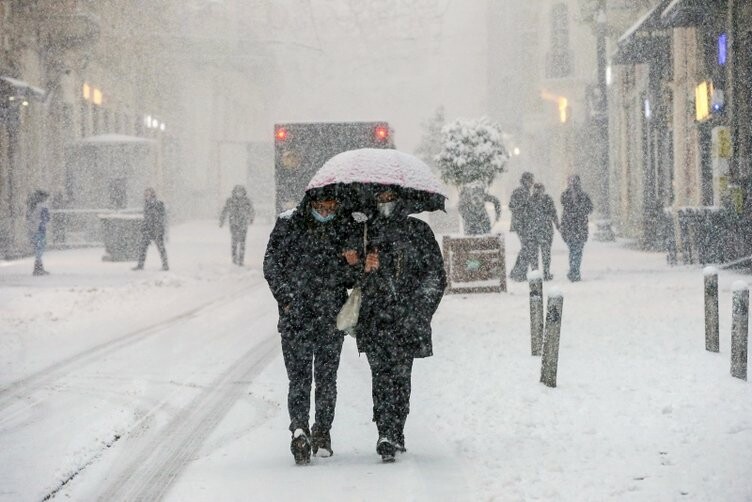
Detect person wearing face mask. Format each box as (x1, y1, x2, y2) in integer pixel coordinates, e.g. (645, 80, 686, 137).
(348, 185, 446, 462)
(263, 187, 356, 465)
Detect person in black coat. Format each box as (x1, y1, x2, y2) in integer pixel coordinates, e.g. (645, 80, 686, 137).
(560, 175, 593, 282)
(219, 185, 255, 266)
(528, 183, 559, 280)
(263, 187, 356, 464)
(508, 172, 535, 281)
(348, 186, 446, 461)
(133, 187, 169, 271)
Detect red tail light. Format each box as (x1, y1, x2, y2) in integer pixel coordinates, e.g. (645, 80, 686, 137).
(275, 127, 288, 141)
(374, 126, 389, 141)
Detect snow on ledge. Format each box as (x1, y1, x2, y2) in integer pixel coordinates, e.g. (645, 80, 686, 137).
(703, 266, 718, 277)
(732, 280, 749, 292)
(527, 270, 543, 281)
(547, 286, 563, 298)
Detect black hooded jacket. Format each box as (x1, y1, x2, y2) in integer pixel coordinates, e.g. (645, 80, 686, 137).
(560, 187, 593, 244)
(263, 196, 356, 336)
(142, 199, 166, 238)
(355, 210, 446, 358)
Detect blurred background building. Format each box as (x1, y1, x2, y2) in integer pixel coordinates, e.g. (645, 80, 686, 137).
(2, 0, 751, 263)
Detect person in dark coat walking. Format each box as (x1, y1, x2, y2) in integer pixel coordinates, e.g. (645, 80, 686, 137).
(528, 183, 559, 280)
(26, 189, 51, 276)
(263, 187, 356, 465)
(458, 183, 502, 235)
(349, 186, 446, 462)
(133, 187, 169, 271)
(560, 175, 593, 282)
(508, 172, 535, 281)
(219, 185, 255, 266)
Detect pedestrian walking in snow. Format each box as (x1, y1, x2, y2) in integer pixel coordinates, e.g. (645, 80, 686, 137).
(26, 189, 51, 276)
(508, 172, 536, 281)
(349, 186, 446, 462)
(132, 187, 169, 271)
(219, 185, 255, 266)
(528, 183, 559, 280)
(458, 182, 502, 235)
(560, 175, 593, 282)
(263, 187, 356, 465)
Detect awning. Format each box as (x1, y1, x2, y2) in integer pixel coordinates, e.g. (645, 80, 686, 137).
(0, 76, 46, 100)
(613, 0, 673, 65)
(662, 0, 713, 28)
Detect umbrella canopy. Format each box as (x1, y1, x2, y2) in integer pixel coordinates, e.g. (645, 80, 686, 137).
(306, 148, 448, 213)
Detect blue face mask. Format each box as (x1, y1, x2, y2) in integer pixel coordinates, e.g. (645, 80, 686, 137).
(311, 208, 335, 223)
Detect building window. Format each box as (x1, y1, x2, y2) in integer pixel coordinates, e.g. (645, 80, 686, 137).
(546, 3, 573, 79)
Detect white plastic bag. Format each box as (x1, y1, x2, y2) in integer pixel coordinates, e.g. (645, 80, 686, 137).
(336, 287, 362, 335)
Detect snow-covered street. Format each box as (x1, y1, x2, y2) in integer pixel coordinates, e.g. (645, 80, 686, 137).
(2, 220, 751, 501)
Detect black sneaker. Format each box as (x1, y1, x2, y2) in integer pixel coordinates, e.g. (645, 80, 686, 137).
(376, 436, 396, 462)
(290, 428, 311, 465)
(311, 425, 333, 457)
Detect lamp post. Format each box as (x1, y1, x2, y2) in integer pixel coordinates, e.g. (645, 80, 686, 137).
(593, 1, 615, 241)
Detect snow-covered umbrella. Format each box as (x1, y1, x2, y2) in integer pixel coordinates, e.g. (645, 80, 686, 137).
(306, 148, 448, 214)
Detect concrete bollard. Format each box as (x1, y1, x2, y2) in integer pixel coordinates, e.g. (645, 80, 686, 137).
(540, 289, 564, 388)
(731, 281, 749, 380)
(704, 267, 719, 352)
(528, 270, 544, 356)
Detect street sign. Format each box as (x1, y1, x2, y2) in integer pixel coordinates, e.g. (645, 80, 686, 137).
(443, 234, 506, 294)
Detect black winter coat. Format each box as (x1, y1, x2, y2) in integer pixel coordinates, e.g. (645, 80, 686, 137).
(142, 199, 166, 238)
(528, 193, 558, 241)
(263, 201, 356, 337)
(220, 195, 254, 230)
(355, 215, 446, 358)
(560, 188, 593, 244)
(509, 185, 531, 234)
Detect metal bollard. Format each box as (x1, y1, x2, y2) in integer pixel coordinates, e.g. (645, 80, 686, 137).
(540, 289, 564, 388)
(704, 267, 719, 352)
(529, 271, 544, 356)
(731, 281, 749, 380)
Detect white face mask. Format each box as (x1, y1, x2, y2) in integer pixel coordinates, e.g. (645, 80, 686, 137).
(377, 201, 396, 217)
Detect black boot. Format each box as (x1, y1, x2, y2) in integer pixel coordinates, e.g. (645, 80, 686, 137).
(290, 428, 311, 465)
(311, 424, 333, 457)
(33, 259, 48, 276)
(376, 436, 396, 462)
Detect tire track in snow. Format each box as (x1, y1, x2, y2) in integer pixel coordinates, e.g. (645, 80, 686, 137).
(97, 334, 279, 501)
(0, 283, 264, 426)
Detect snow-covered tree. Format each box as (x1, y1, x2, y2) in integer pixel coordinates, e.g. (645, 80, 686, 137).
(436, 117, 508, 186)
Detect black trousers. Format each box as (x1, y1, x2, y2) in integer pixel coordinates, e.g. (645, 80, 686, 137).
(230, 226, 247, 265)
(366, 342, 414, 441)
(281, 329, 344, 433)
(136, 233, 168, 268)
(510, 231, 536, 279)
(530, 235, 553, 276)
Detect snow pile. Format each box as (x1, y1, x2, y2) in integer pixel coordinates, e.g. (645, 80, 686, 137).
(2, 221, 752, 501)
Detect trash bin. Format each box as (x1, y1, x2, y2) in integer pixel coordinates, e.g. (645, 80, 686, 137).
(674, 207, 732, 265)
(99, 212, 143, 261)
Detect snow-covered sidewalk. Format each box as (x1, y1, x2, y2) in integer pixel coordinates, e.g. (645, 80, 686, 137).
(1, 220, 751, 501)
